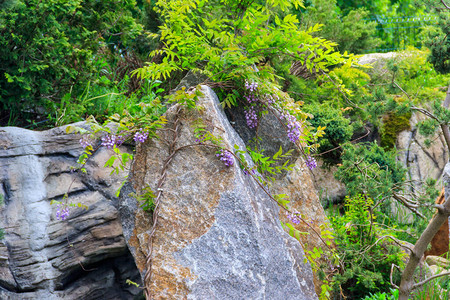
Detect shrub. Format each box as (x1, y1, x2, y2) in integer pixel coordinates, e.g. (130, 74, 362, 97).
(302, 0, 381, 54)
(304, 104, 353, 163)
(0, 0, 144, 127)
(329, 194, 405, 298)
(335, 142, 406, 202)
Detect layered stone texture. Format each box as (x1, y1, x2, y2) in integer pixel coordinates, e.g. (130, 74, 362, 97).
(0, 125, 142, 299)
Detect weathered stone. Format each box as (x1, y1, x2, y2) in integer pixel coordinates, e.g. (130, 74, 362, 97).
(397, 112, 448, 192)
(0, 124, 142, 299)
(358, 52, 398, 67)
(227, 105, 300, 174)
(120, 86, 319, 299)
(226, 93, 333, 294)
(425, 255, 450, 268)
(272, 157, 333, 295)
(310, 159, 346, 205)
(173, 70, 209, 92)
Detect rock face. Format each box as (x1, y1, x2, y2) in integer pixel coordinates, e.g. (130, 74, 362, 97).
(397, 112, 448, 191)
(120, 86, 319, 299)
(227, 104, 299, 166)
(310, 159, 347, 205)
(0, 126, 142, 299)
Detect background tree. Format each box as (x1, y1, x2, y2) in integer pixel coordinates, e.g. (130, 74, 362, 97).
(0, 0, 150, 127)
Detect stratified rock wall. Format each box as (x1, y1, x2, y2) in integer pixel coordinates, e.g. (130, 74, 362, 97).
(0, 125, 142, 299)
(120, 86, 319, 299)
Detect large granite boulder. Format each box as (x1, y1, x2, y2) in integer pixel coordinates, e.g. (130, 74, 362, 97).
(0, 126, 142, 299)
(120, 86, 319, 299)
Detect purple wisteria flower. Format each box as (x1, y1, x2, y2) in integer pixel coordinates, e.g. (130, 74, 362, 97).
(281, 113, 301, 143)
(134, 131, 149, 143)
(195, 134, 205, 144)
(245, 80, 258, 92)
(216, 149, 234, 167)
(266, 94, 277, 105)
(305, 156, 317, 170)
(245, 94, 258, 103)
(101, 134, 124, 149)
(243, 168, 256, 176)
(56, 204, 70, 221)
(79, 135, 93, 148)
(245, 106, 258, 129)
(286, 211, 301, 225)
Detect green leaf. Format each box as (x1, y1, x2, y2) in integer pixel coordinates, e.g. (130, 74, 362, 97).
(104, 156, 117, 168)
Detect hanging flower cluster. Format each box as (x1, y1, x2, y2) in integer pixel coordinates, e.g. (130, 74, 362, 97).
(305, 156, 317, 170)
(216, 149, 234, 167)
(134, 131, 149, 143)
(245, 80, 258, 92)
(286, 211, 301, 225)
(56, 204, 70, 221)
(101, 134, 125, 149)
(245, 106, 258, 129)
(280, 113, 301, 144)
(79, 135, 93, 148)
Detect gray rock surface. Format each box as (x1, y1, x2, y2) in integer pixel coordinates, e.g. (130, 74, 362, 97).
(310, 159, 347, 205)
(0, 125, 142, 299)
(227, 105, 300, 174)
(397, 112, 448, 192)
(120, 86, 318, 299)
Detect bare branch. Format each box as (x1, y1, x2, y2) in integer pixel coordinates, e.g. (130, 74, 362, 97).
(361, 235, 414, 254)
(410, 106, 441, 122)
(413, 271, 450, 289)
(391, 264, 400, 289)
(440, 83, 450, 153)
(393, 81, 412, 101)
(441, 0, 450, 10)
(434, 204, 446, 214)
(392, 193, 426, 219)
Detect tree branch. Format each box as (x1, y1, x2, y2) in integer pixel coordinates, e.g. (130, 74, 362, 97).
(440, 83, 450, 154)
(413, 271, 450, 289)
(391, 264, 400, 289)
(441, 0, 450, 9)
(392, 193, 426, 219)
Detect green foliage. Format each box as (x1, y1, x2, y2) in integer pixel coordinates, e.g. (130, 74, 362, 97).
(412, 276, 450, 300)
(0, 0, 145, 126)
(329, 194, 405, 298)
(424, 9, 450, 74)
(58, 70, 164, 125)
(247, 146, 295, 182)
(335, 142, 406, 202)
(133, 0, 357, 92)
(305, 104, 353, 162)
(132, 186, 156, 212)
(368, 48, 450, 105)
(168, 86, 204, 110)
(363, 288, 399, 300)
(337, 0, 426, 17)
(303, 0, 381, 54)
(104, 146, 134, 175)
